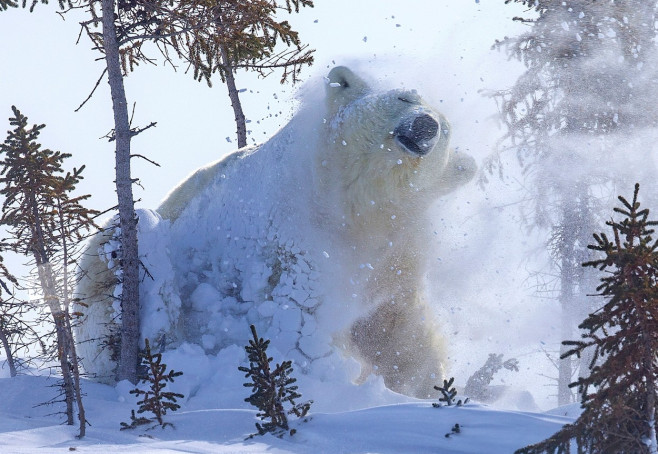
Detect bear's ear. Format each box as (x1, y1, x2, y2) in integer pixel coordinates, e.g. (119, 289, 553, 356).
(325, 66, 369, 111)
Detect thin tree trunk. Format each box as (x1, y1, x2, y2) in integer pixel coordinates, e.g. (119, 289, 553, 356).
(641, 315, 658, 453)
(30, 193, 75, 424)
(64, 311, 86, 437)
(37, 261, 75, 425)
(557, 183, 595, 407)
(57, 201, 86, 438)
(101, 0, 140, 385)
(55, 313, 75, 426)
(557, 292, 574, 406)
(219, 43, 247, 148)
(576, 243, 597, 389)
(646, 363, 658, 454)
(557, 199, 577, 407)
(573, 184, 596, 398)
(642, 333, 658, 453)
(0, 322, 16, 377)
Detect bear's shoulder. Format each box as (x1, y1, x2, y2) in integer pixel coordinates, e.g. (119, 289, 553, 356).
(157, 145, 258, 222)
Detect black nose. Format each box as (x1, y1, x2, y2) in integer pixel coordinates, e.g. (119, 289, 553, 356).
(394, 114, 439, 155)
(410, 114, 439, 142)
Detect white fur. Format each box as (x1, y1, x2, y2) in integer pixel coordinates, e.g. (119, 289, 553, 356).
(74, 66, 476, 397)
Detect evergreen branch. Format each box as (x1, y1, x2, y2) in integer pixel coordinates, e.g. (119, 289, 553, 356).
(240, 324, 311, 438)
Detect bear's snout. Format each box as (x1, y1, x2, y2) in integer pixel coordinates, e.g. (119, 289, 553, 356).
(394, 113, 439, 156)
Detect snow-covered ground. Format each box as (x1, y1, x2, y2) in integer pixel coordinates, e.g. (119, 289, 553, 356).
(0, 372, 578, 453)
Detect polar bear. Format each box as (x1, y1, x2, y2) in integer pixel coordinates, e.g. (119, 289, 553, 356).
(75, 66, 476, 398)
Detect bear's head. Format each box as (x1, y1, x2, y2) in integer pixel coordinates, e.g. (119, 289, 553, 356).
(319, 66, 476, 232)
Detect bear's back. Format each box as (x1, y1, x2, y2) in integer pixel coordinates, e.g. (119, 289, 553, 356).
(152, 123, 328, 357)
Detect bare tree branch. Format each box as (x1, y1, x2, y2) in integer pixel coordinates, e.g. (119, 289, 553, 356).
(130, 153, 160, 167)
(75, 67, 108, 112)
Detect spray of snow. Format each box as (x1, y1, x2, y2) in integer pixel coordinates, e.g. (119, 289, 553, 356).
(121, 2, 561, 412)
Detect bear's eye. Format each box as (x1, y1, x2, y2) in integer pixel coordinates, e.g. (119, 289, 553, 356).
(398, 97, 413, 104)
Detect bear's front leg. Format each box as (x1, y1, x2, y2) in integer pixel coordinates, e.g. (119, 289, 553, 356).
(350, 288, 445, 399)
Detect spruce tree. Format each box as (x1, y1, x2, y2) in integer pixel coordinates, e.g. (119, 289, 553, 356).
(2, 0, 166, 385)
(516, 183, 658, 454)
(0, 106, 97, 437)
(3, 0, 314, 382)
(464, 353, 519, 403)
(0, 253, 18, 377)
(121, 338, 184, 430)
(0, 293, 41, 378)
(432, 377, 468, 408)
(239, 324, 311, 437)
(0, 254, 40, 377)
(104, 0, 314, 148)
(174, 0, 314, 148)
(490, 0, 658, 406)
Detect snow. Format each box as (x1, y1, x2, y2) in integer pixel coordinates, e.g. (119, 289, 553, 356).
(0, 372, 576, 453)
(77, 67, 482, 403)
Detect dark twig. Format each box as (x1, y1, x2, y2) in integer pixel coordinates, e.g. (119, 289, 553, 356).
(75, 68, 108, 113)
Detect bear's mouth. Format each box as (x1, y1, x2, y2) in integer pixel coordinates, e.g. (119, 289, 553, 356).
(396, 135, 428, 155)
(394, 114, 439, 156)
